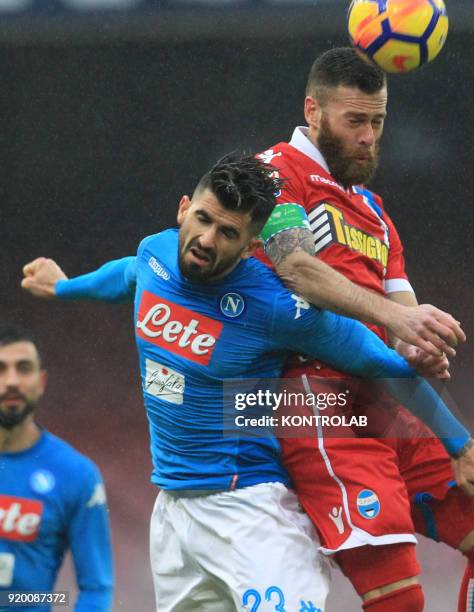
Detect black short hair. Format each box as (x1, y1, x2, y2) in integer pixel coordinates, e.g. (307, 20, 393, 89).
(306, 47, 386, 103)
(194, 153, 282, 234)
(0, 323, 38, 352)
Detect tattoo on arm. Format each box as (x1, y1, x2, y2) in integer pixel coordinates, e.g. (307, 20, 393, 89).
(265, 228, 315, 266)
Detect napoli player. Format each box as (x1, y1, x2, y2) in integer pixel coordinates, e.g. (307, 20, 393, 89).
(0, 324, 113, 612)
(21, 154, 474, 612)
(254, 48, 474, 611)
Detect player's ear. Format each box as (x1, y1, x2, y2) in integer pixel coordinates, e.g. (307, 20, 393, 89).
(38, 370, 48, 398)
(304, 95, 322, 130)
(177, 196, 191, 225)
(241, 237, 261, 260)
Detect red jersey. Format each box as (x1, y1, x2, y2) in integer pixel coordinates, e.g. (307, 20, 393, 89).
(256, 130, 456, 555)
(256, 127, 413, 347)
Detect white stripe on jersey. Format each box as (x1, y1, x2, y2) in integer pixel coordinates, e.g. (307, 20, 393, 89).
(315, 233, 333, 253)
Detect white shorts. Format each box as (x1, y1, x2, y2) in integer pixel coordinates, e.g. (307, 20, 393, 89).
(150, 482, 330, 611)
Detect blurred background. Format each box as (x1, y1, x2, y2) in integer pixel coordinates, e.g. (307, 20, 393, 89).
(1, 0, 473, 609)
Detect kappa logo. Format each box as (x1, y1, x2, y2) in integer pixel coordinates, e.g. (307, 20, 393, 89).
(136, 290, 223, 365)
(86, 483, 107, 508)
(145, 358, 185, 405)
(291, 294, 310, 320)
(220, 293, 245, 318)
(148, 256, 170, 281)
(356, 489, 381, 520)
(0, 495, 43, 542)
(328, 506, 345, 534)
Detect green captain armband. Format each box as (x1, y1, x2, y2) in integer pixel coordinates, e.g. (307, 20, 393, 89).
(259, 203, 311, 248)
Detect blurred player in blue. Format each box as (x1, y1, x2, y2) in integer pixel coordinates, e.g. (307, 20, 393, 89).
(0, 324, 114, 612)
(21, 154, 474, 612)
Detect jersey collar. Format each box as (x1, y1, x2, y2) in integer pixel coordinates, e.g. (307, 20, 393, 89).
(289, 126, 330, 174)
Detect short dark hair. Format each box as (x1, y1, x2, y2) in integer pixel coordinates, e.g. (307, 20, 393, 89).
(0, 323, 38, 352)
(306, 47, 386, 103)
(194, 153, 282, 233)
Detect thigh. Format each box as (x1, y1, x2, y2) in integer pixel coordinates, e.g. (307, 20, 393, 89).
(149, 492, 236, 612)
(292, 436, 416, 553)
(182, 483, 331, 612)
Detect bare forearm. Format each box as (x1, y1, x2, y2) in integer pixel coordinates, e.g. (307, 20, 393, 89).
(265, 227, 465, 355)
(276, 250, 400, 326)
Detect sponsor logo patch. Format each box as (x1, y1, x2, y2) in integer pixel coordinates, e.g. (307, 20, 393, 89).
(308, 201, 388, 266)
(145, 358, 185, 404)
(356, 489, 380, 519)
(136, 290, 223, 365)
(0, 553, 14, 587)
(0, 495, 43, 542)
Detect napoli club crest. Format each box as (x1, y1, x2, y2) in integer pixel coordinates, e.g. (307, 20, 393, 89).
(220, 293, 245, 318)
(30, 470, 56, 495)
(356, 489, 380, 519)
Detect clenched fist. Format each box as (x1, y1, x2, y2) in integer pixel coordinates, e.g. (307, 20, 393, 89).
(21, 257, 68, 299)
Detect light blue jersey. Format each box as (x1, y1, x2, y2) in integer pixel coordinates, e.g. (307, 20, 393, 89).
(0, 431, 113, 612)
(56, 229, 469, 491)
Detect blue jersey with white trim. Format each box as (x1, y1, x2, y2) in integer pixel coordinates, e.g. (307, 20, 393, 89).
(0, 431, 113, 612)
(56, 228, 470, 488)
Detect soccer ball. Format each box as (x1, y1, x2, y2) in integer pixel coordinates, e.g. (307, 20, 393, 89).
(348, 0, 449, 73)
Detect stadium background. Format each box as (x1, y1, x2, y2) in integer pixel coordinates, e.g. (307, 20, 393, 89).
(1, 0, 472, 609)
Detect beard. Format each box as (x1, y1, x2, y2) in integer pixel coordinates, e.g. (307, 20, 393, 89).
(178, 234, 242, 283)
(0, 395, 36, 430)
(317, 115, 380, 188)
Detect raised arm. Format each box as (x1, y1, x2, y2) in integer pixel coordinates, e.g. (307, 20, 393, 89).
(22, 256, 136, 302)
(264, 222, 465, 357)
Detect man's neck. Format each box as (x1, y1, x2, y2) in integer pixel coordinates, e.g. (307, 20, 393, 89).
(307, 125, 318, 148)
(0, 418, 41, 453)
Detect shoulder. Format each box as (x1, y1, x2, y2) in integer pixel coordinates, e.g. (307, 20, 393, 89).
(257, 143, 307, 176)
(240, 259, 313, 318)
(240, 256, 286, 289)
(42, 432, 101, 482)
(137, 228, 177, 255)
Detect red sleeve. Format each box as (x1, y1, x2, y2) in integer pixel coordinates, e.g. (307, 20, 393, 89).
(254, 148, 308, 268)
(383, 210, 414, 294)
(269, 152, 307, 207)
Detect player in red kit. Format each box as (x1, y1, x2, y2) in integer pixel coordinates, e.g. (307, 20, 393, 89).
(256, 48, 474, 612)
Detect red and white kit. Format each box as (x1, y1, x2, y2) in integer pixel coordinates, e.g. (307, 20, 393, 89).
(257, 127, 455, 554)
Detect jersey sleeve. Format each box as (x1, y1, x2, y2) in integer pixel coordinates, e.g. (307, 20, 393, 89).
(258, 153, 314, 257)
(67, 461, 114, 612)
(270, 291, 470, 455)
(55, 256, 136, 303)
(269, 291, 413, 379)
(383, 211, 414, 294)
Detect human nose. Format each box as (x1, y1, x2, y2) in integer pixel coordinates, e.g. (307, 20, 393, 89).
(3, 366, 20, 389)
(199, 226, 217, 249)
(358, 124, 375, 146)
